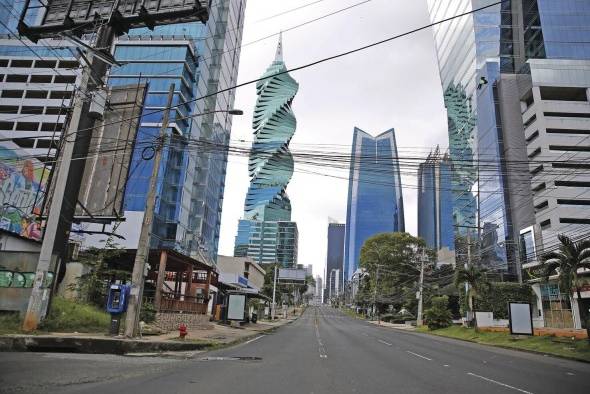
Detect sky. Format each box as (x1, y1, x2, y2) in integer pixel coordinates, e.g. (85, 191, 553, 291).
(217, 0, 450, 278)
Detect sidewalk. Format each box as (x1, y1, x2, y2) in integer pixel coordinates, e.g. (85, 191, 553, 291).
(368, 320, 416, 331)
(0, 317, 297, 355)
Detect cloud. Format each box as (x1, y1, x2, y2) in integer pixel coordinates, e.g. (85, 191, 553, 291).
(218, 0, 448, 279)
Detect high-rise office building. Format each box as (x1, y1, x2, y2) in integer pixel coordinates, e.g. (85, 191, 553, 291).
(0, 4, 79, 243)
(344, 128, 405, 281)
(234, 36, 299, 267)
(427, 0, 590, 278)
(325, 222, 345, 299)
(417, 148, 455, 266)
(81, 1, 247, 265)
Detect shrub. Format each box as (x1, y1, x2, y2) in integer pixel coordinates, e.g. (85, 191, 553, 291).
(40, 297, 110, 332)
(424, 296, 453, 330)
(467, 283, 534, 319)
(140, 301, 157, 324)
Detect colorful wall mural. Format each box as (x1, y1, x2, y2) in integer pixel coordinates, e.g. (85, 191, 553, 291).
(0, 144, 48, 241)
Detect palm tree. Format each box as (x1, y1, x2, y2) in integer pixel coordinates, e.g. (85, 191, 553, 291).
(541, 234, 590, 341)
(454, 264, 490, 331)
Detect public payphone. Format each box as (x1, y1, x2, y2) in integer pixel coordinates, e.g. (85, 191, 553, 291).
(106, 284, 130, 335)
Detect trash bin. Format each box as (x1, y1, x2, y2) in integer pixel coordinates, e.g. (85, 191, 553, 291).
(251, 312, 258, 323)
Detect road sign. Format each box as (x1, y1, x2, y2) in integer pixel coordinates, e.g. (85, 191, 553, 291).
(18, 0, 209, 41)
(278, 268, 307, 283)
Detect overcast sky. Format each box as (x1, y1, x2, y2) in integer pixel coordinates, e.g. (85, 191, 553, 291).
(217, 0, 449, 278)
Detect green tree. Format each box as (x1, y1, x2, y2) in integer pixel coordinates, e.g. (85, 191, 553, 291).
(69, 240, 128, 307)
(541, 234, 590, 341)
(359, 232, 435, 316)
(424, 296, 452, 330)
(454, 264, 490, 331)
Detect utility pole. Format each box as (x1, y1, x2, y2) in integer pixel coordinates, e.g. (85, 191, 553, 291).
(124, 84, 175, 337)
(271, 264, 278, 320)
(416, 250, 426, 327)
(22, 25, 116, 331)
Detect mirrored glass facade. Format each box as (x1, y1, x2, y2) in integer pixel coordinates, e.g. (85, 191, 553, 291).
(417, 150, 455, 265)
(344, 128, 405, 281)
(107, 0, 246, 263)
(233, 37, 299, 267)
(326, 223, 345, 297)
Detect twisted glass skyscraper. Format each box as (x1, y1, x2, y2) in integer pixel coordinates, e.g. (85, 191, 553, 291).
(234, 37, 299, 266)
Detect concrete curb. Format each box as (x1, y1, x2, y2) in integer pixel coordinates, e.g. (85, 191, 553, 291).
(0, 318, 297, 355)
(0, 335, 215, 355)
(375, 324, 590, 364)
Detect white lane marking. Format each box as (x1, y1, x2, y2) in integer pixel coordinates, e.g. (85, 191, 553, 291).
(315, 318, 328, 359)
(443, 364, 450, 367)
(244, 335, 264, 345)
(377, 339, 392, 346)
(406, 350, 432, 361)
(467, 372, 533, 394)
(566, 372, 575, 376)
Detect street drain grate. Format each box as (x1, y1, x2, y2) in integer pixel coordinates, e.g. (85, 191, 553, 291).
(199, 356, 262, 361)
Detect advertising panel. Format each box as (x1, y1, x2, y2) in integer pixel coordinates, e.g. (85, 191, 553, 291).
(0, 144, 48, 241)
(509, 302, 534, 335)
(227, 294, 246, 321)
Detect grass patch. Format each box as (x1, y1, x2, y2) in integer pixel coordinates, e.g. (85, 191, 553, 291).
(420, 325, 590, 362)
(0, 312, 22, 334)
(341, 307, 366, 320)
(39, 297, 110, 333)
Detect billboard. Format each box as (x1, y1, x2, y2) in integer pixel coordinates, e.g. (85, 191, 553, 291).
(227, 294, 246, 321)
(278, 268, 307, 283)
(75, 83, 147, 221)
(509, 302, 534, 335)
(0, 144, 48, 241)
(19, 0, 209, 40)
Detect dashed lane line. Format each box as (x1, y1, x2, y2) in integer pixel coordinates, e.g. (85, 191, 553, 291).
(466, 372, 533, 394)
(406, 350, 432, 361)
(244, 335, 264, 345)
(377, 339, 393, 346)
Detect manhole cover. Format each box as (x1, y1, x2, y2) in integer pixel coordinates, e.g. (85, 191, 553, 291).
(199, 356, 262, 361)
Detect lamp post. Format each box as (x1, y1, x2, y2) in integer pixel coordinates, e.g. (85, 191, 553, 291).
(124, 93, 243, 337)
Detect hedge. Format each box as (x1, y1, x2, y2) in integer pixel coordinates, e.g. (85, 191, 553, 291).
(459, 282, 534, 319)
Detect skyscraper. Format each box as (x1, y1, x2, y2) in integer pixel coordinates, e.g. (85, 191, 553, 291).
(417, 148, 455, 266)
(344, 128, 405, 281)
(80, 1, 246, 265)
(234, 36, 299, 267)
(427, 0, 590, 278)
(325, 222, 345, 299)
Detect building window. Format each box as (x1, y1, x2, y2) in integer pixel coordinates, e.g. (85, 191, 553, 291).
(30, 75, 53, 83)
(525, 130, 539, 143)
(555, 181, 590, 188)
(544, 112, 590, 119)
(54, 75, 77, 84)
(20, 106, 44, 115)
(25, 91, 47, 99)
(10, 59, 33, 68)
(557, 199, 590, 206)
(15, 122, 39, 131)
(534, 200, 548, 210)
(528, 147, 541, 159)
(559, 218, 590, 225)
(1, 90, 23, 98)
(546, 128, 590, 135)
(540, 87, 587, 102)
(523, 114, 537, 128)
(540, 219, 551, 228)
(5, 74, 28, 83)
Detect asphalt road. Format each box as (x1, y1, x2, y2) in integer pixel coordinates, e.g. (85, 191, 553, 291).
(1, 306, 589, 394)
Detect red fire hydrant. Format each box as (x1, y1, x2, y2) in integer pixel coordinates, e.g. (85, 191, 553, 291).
(179, 323, 187, 339)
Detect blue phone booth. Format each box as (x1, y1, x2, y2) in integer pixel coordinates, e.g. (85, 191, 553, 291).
(106, 284, 130, 314)
(106, 284, 130, 335)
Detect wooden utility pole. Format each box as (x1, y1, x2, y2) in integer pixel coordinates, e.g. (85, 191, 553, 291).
(124, 84, 175, 337)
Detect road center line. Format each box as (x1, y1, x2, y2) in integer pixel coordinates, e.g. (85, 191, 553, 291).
(377, 339, 392, 346)
(467, 372, 533, 394)
(244, 335, 264, 345)
(406, 350, 432, 361)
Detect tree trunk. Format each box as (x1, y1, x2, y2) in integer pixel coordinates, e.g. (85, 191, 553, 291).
(576, 287, 590, 342)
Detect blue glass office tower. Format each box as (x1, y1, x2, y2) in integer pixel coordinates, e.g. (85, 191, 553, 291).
(234, 36, 299, 267)
(344, 128, 405, 281)
(417, 149, 455, 266)
(106, 1, 246, 264)
(427, 0, 590, 277)
(325, 222, 345, 298)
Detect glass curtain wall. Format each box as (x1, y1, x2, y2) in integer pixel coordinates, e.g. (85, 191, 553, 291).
(344, 128, 405, 280)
